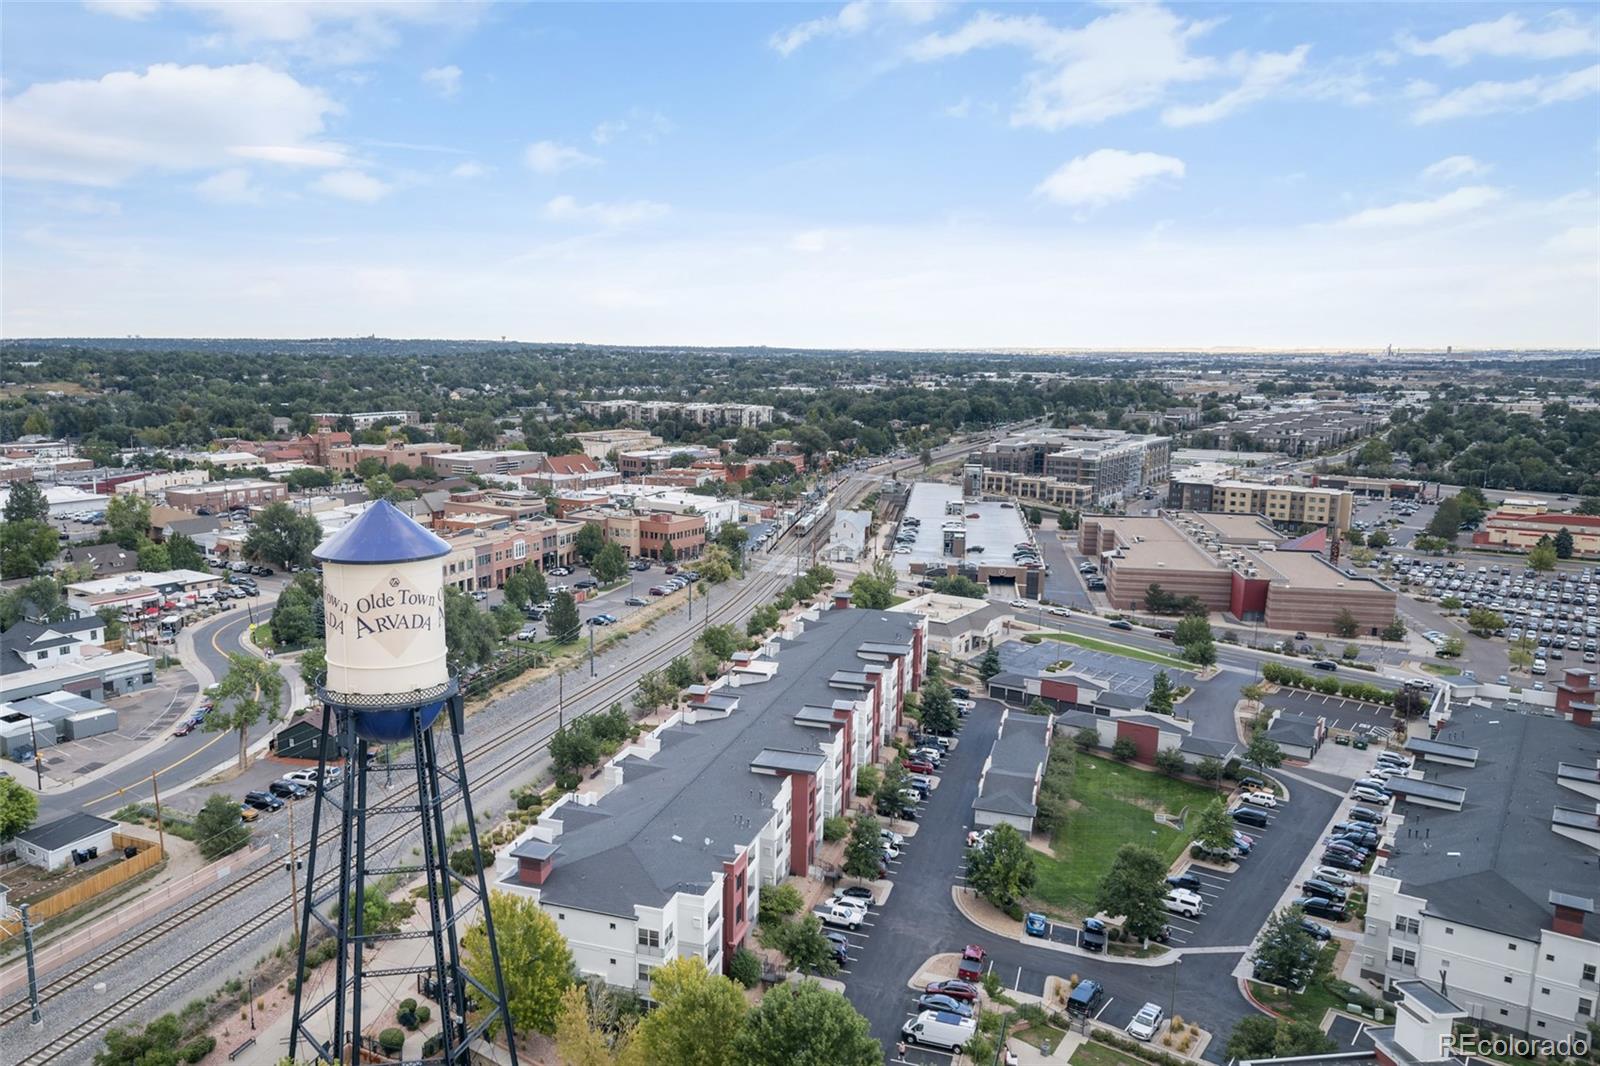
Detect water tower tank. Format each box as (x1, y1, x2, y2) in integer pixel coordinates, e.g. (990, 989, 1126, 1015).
(314, 499, 451, 741)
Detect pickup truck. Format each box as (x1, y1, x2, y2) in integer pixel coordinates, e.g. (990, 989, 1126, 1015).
(812, 902, 863, 930)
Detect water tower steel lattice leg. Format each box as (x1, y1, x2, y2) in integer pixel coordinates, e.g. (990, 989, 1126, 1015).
(288, 689, 519, 1065)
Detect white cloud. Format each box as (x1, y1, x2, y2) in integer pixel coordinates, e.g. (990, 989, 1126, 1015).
(590, 109, 673, 145)
(542, 195, 668, 227)
(1544, 224, 1598, 256)
(1421, 155, 1490, 182)
(48, 193, 122, 216)
(450, 161, 486, 179)
(1400, 13, 1598, 66)
(311, 169, 390, 203)
(1162, 45, 1309, 126)
(771, 0, 946, 56)
(1335, 185, 1503, 229)
(149, 1, 484, 64)
(908, 6, 1313, 130)
(524, 140, 599, 175)
(196, 167, 262, 204)
(2, 63, 341, 186)
(1412, 64, 1600, 122)
(1035, 149, 1185, 210)
(82, 0, 159, 18)
(790, 229, 834, 253)
(943, 96, 972, 118)
(422, 65, 462, 98)
(230, 144, 351, 167)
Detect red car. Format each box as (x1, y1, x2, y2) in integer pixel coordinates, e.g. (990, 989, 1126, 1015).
(957, 944, 987, 980)
(903, 758, 935, 775)
(173, 721, 196, 737)
(925, 979, 979, 1003)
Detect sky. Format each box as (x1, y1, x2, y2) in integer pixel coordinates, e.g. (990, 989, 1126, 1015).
(2, 1, 1597, 350)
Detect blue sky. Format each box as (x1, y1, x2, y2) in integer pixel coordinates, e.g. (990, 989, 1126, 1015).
(3, 1, 1597, 348)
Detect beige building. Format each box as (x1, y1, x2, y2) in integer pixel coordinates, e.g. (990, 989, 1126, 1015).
(571, 429, 663, 462)
(1167, 475, 1354, 531)
(979, 470, 1095, 508)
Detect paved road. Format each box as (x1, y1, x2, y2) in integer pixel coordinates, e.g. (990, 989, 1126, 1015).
(843, 699, 1261, 1064)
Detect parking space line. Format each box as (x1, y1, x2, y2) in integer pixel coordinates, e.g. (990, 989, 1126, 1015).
(1094, 997, 1115, 1021)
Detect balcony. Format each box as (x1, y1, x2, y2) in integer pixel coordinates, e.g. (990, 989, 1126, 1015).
(636, 941, 665, 958)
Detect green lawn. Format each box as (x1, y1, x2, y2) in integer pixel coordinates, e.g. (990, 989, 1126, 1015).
(1422, 662, 1461, 676)
(1070, 1041, 1147, 1066)
(1030, 750, 1214, 915)
(1025, 631, 1193, 671)
(1247, 947, 1383, 1027)
(1016, 1023, 1069, 1053)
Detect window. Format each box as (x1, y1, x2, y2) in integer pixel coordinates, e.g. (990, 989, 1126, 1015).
(1541, 988, 1549, 995)
(664, 925, 674, 947)
(1500, 1009, 1509, 1017)
(1504, 976, 1514, 984)
(1445, 927, 1455, 935)
(1394, 916, 1420, 935)
(636, 929, 660, 949)
(1508, 943, 1518, 951)
(1579, 998, 1593, 1017)
(637, 964, 653, 983)
(35, 650, 47, 661)
(1391, 947, 1417, 966)
(1584, 965, 1597, 982)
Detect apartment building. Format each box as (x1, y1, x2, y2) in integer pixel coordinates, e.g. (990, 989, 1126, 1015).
(1472, 507, 1600, 559)
(327, 440, 461, 475)
(493, 604, 924, 990)
(1166, 473, 1355, 531)
(520, 454, 624, 494)
(1225, 404, 1383, 456)
(424, 449, 546, 478)
(1080, 512, 1397, 635)
(571, 429, 663, 461)
(581, 400, 775, 428)
(1360, 694, 1599, 1042)
(165, 480, 286, 512)
(979, 428, 1170, 505)
(978, 470, 1095, 508)
(313, 410, 419, 429)
(1305, 474, 1428, 501)
(437, 518, 583, 589)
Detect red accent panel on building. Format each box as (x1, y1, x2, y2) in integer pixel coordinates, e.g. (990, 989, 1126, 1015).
(1229, 570, 1271, 618)
(720, 850, 752, 973)
(1116, 721, 1160, 765)
(785, 772, 817, 876)
(1039, 679, 1078, 704)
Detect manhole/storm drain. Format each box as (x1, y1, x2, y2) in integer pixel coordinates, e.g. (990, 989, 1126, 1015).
(78, 762, 106, 774)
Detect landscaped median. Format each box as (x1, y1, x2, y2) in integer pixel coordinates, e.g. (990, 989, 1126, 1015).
(1022, 630, 1194, 672)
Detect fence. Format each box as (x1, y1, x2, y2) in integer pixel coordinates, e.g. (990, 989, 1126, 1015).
(0, 843, 272, 999)
(0, 833, 164, 935)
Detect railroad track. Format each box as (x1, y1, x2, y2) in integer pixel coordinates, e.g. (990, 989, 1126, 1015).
(3, 485, 867, 1061)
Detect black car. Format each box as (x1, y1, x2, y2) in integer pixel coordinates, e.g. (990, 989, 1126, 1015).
(574, 578, 598, 589)
(1237, 776, 1268, 792)
(823, 931, 850, 965)
(267, 779, 308, 800)
(838, 885, 874, 904)
(951, 686, 971, 700)
(1109, 619, 1134, 631)
(1347, 806, 1384, 824)
(1167, 871, 1204, 892)
(1292, 896, 1347, 921)
(1299, 918, 1333, 941)
(1300, 878, 1348, 902)
(1319, 851, 1363, 872)
(1079, 917, 1108, 952)
(243, 791, 285, 812)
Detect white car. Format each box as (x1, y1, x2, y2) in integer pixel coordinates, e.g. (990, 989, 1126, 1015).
(1163, 888, 1203, 918)
(1242, 790, 1278, 808)
(1047, 606, 1071, 617)
(881, 841, 902, 860)
(1009, 598, 1031, 609)
(880, 829, 905, 848)
(954, 698, 976, 711)
(825, 895, 869, 919)
(1312, 866, 1356, 887)
(1126, 1002, 1165, 1041)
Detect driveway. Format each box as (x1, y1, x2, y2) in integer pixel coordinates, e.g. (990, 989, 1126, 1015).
(840, 698, 1262, 1062)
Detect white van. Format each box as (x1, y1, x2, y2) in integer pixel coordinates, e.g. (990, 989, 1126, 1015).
(902, 1010, 976, 1051)
(1532, 659, 1547, 676)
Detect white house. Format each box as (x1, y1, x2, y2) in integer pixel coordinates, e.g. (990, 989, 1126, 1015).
(13, 813, 118, 871)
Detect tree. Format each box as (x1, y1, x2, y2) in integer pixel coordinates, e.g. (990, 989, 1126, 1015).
(464, 891, 573, 1036)
(733, 427, 769, 458)
(715, 522, 750, 567)
(1381, 617, 1408, 643)
(0, 777, 40, 840)
(1058, 509, 1080, 531)
(665, 654, 695, 689)
(1153, 746, 1186, 777)
(1367, 529, 1391, 550)
(545, 591, 580, 645)
(1508, 634, 1536, 673)
(1111, 736, 1138, 761)
(299, 643, 327, 688)
(575, 522, 605, 565)
(1194, 755, 1224, 790)
(1174, 614, 1212, 647)
(3, 480, 48, 523)
(843, 813, 884, 880)
(592, 542, 627, 584)
(1147, 670, 1175, 715)
(759, 882, 804, 924)
(194, 793, 250, 859)
(205, 653, 285, 768)
(502, 568, 531, 611)
(1553, 528, 1574, 559)
(734, 980, 880, 1066)
(919, 680, 958, 735)
(964, 823, 1036, 911)
(1344, 528, 1365, 547)
(243, 501, 321, 568)
(1182, 638, 1216, 666)
(554, 984, 632, 1066)
(1332, 608, 1359, 639)
(1529, 538, 1558, 572)
(977, 645, 1001, 683)
(1026, 506, 1043, 526)
(1426, 495, 1464, 541)
(492, 602, 524, 638)
(165, 532, 206, 571)
(698, 545, 736, 584)
(137, 539, 171, 572)
(1145, 583, 1176, 614)
(1577, 496, 1600, 516)
(1275, 1020, 1337, 1057)
(0, 519, 58, 578)
(1226, 1016, 1281, 1061)
(633, 956, 747, 1066)
(848, 563, 896, 610)
(758, 914, 839, 977)
(1244, 732, 1283, 771)
(1437, 635, 1464, 658)
(1466, 608, 1505, 637)
(96, 1013, 186, 1066)
(106, 493, 151, 547)
(1392, 686, 1428, 718)
(270, 594, 317, 648)
(660, 538, 676, 565)
(444, 587, 498, 668)
(526, 567, 549, 606)
(919, 446, 933, 468)
(931, 574, 985, 598)
(1094, 844, 1169, 940)
(1194, 797, 1235, 853)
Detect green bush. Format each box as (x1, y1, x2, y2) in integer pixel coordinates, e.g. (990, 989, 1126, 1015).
(180, 1036, 216, 1064)
(555, 770, 581, 791)
(415, 1004, 430, 1025)
(729, 947, 762, 988)
(759, 882, 804, 923)
(398, 996, 419, 1029)
(378, 1028, 406, 1054)
(423, 1035, 443, 1057)
(449, 847, 488, 879)
(822, 815, 851, 842)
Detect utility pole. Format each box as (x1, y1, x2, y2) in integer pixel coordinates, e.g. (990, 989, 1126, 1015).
(151, 774, 167, 855)
(18, 903, 40, 1027)
(287, 796, 299, 940)
(27, 715, 41, 791)
(557, 670, 564, 730)
(588, 619, 596, 678)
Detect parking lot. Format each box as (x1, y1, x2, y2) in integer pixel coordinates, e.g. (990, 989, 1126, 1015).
(1264, 689, 1397, 740)
(997, 639, 1165, 701)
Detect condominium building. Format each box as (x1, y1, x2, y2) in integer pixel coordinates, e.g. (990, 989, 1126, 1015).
(1166, 473, 1354, 531)
(580, 400, 774, 428)
(978, 428, 1170, 505)
(1360, 690, 1599, 1042)
(978, 470, 1095, 508)
(1079, 512, 1397, 635)
(493, 604, 925, 990)
(312, 410, 420, 429)
(1224, 403, 1383, 457)
(436, 518, 584, 590)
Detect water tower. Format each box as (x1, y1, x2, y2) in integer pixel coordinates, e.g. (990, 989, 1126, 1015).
(289, 500, 518, 1065)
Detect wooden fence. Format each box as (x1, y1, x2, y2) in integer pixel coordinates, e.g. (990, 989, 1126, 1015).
(0, 833, 163, 934)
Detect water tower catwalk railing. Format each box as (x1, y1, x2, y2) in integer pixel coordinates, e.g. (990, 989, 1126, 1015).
(287, 679, 518, 1065)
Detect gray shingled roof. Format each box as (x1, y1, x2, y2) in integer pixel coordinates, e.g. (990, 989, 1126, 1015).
(1380, 702, 1600, 941)
(975, 712, 1050, 819)
(514, 609, 920, 918)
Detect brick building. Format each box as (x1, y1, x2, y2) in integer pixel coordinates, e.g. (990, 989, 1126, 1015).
(165, 480, 286, 511)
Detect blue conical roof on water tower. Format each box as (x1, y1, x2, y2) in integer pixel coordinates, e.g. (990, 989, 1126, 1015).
(314, 499, 453, 743)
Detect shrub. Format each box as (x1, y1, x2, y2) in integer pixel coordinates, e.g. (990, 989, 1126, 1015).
(449, 847, 487, 879)
(415, 1005, 431, 1025)
(729, 947, 762, 989)
(180, 1036, 216, 1064)
(423, 1035, 443, 1057)
(759, 882, 804, 923)
(822, 815, 851, 842)
(555, 770, 581, 791)
(378, 1028, 406, 1054)
(514, 790, 539, 810)
(398, 996, 419, 1028)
